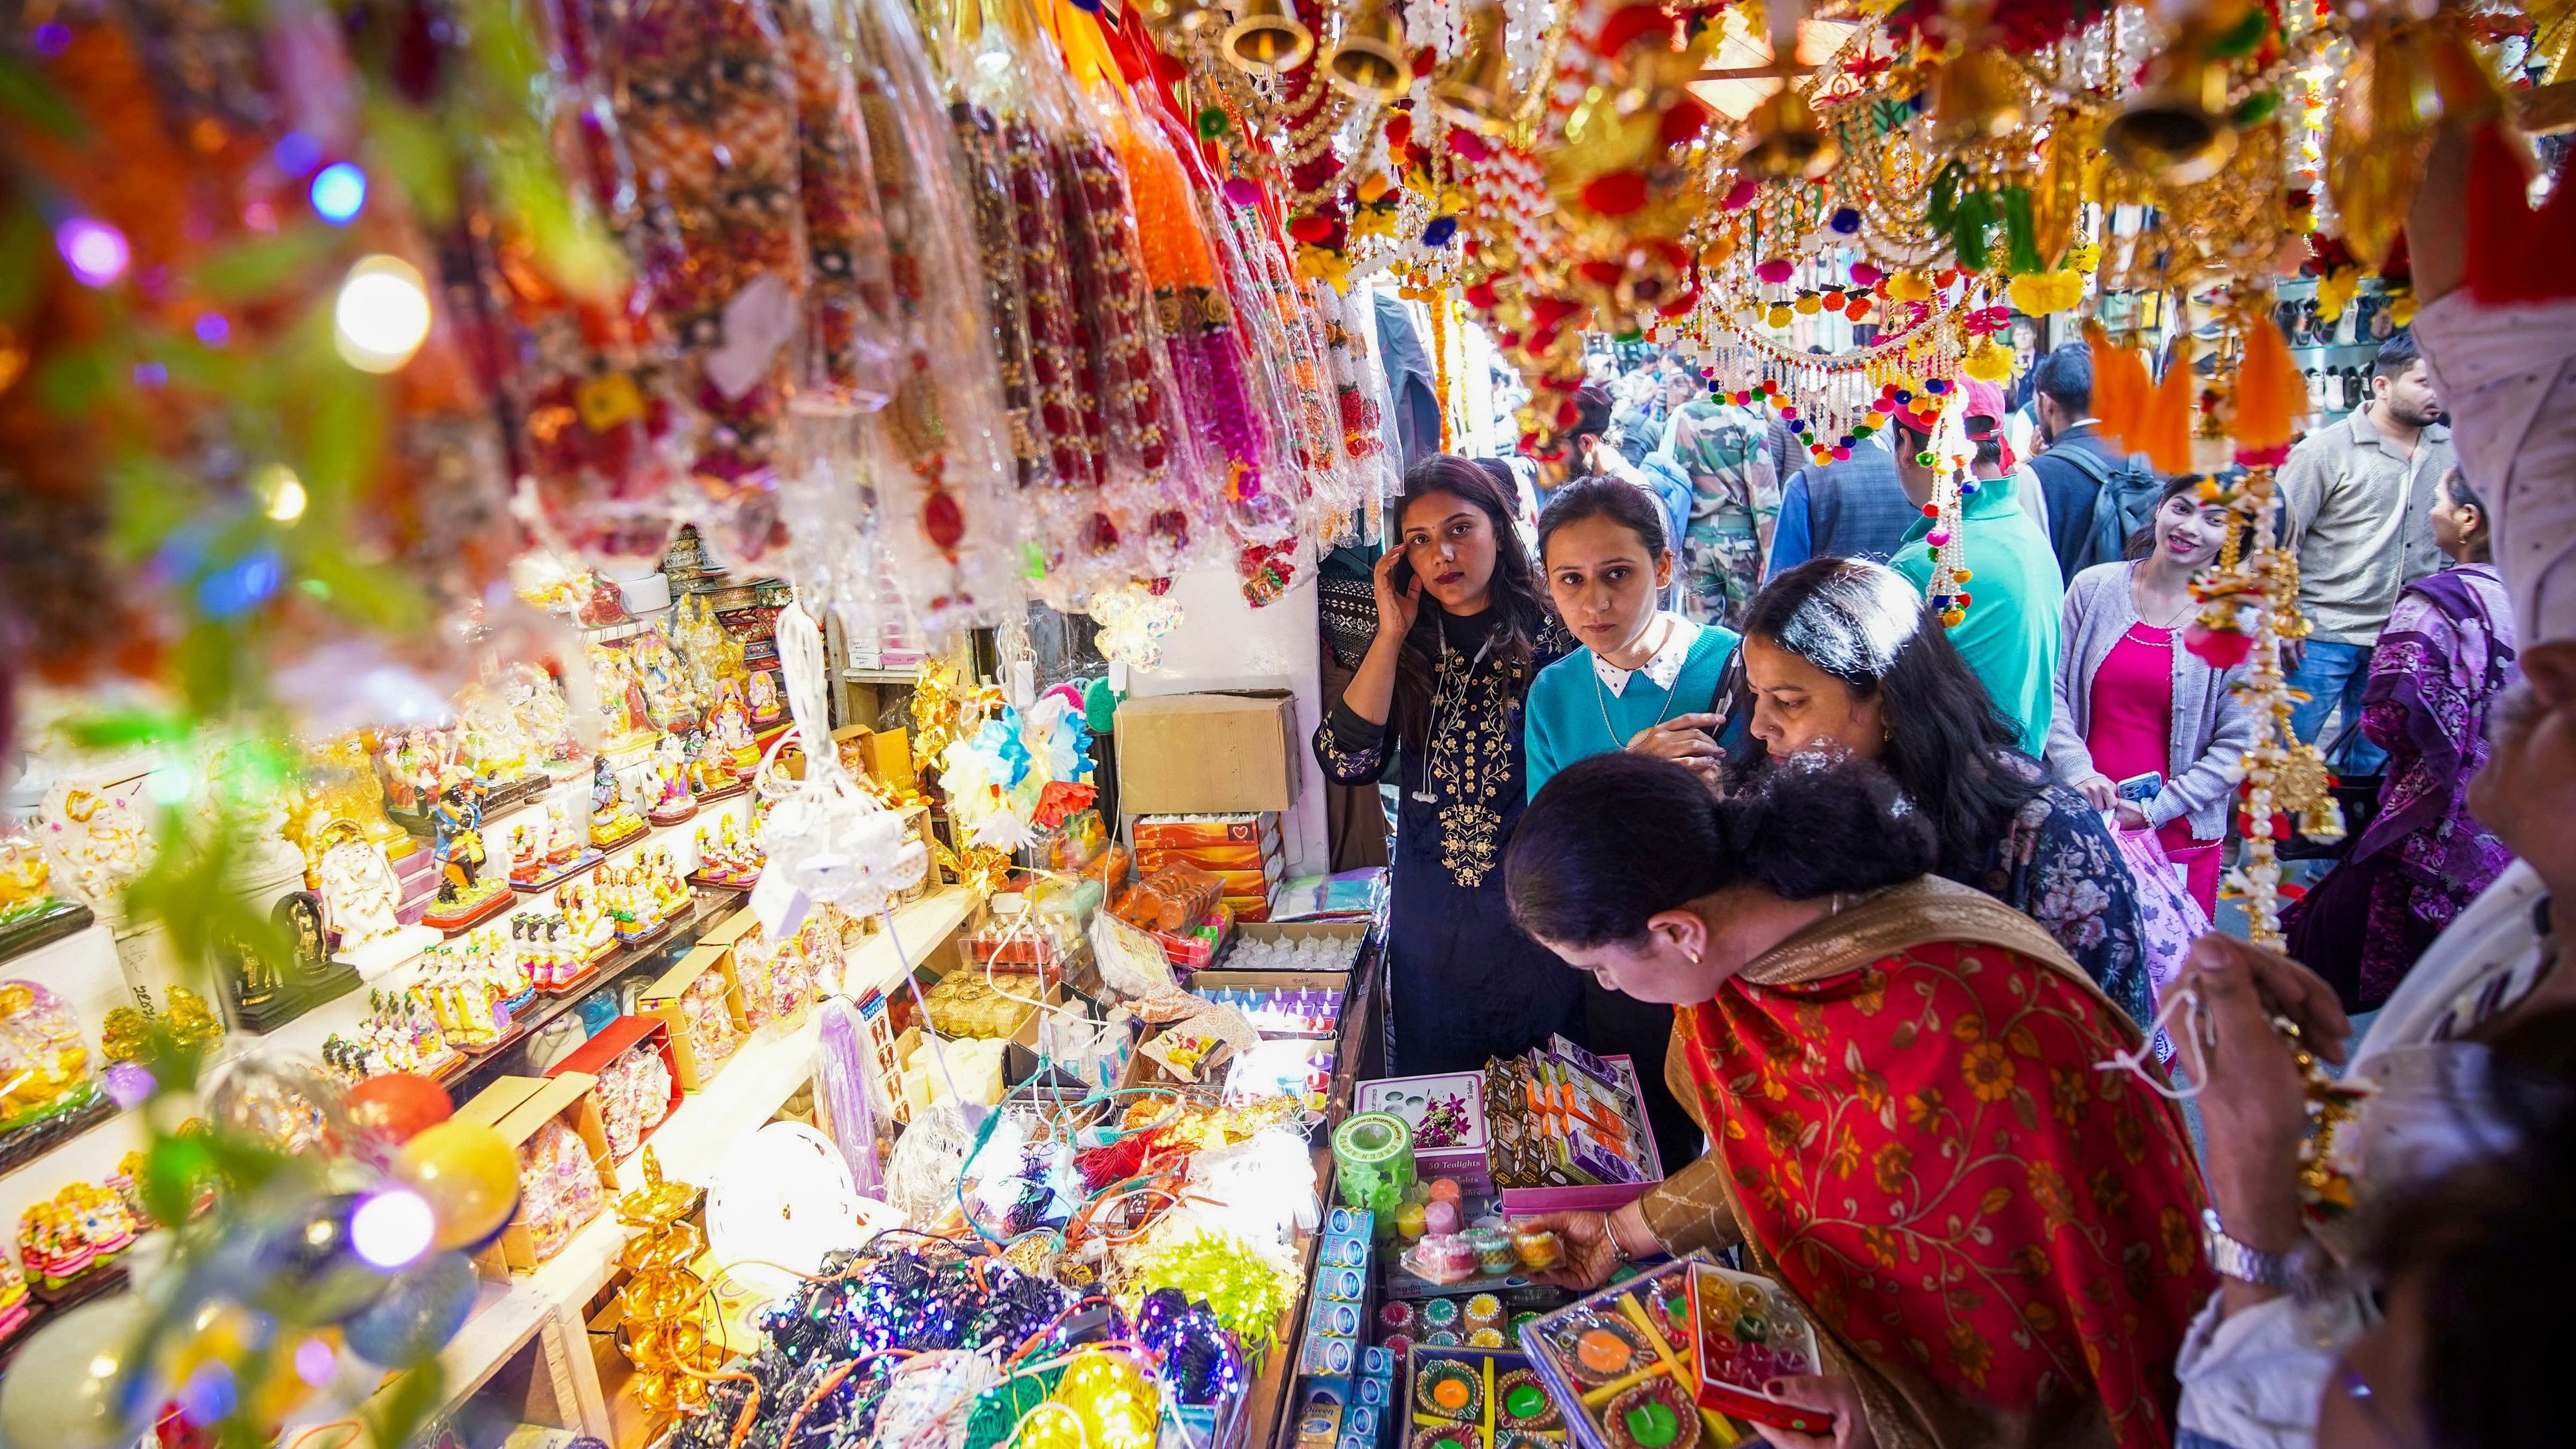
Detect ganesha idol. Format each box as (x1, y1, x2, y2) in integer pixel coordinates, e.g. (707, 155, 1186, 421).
(0, 830, 91, 962)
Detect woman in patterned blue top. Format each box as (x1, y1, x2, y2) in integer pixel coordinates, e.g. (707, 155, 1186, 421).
(1728, 558, 2153, 1024)
(1313, 457, 1584, 1074)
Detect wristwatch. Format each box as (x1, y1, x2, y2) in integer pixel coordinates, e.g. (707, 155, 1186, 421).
(2200, 1208, 2305, 1291)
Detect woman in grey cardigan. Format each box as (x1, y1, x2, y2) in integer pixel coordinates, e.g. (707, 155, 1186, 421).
(2045, 475, 2257, 915)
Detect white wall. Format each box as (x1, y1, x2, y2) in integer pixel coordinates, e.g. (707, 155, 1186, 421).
(1124, 564, 1330, 880)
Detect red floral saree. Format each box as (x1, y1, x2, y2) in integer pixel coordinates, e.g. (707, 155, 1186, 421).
(1662, 878, 2212, 1449)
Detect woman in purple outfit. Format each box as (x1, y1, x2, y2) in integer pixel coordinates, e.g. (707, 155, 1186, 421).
(2288, 467, 2519, 1009)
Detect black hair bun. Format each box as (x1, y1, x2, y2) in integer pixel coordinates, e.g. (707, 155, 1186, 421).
(1718, 753, 1938, 900)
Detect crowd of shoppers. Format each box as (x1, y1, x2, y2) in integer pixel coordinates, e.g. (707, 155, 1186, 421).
(1313, 117, 2569, 1449)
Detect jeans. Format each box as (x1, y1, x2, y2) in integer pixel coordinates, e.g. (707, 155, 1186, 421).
(2286, 639, 2387, 774)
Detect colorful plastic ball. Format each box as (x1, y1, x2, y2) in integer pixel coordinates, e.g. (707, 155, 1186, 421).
(1921, 503, 1940, 517)
(394, 1122, 520, 1251)
(1925, 379, 1949, 393)
(1, 1293, 152, 1449)
(1831, 446, 1851, 461)
(344, 1251, 478, 1367)
(1959, 479, 1980, 495)
(1916, 452, 1938, 466)
(347, 1074, 453, 1147)
(1954, 569, 1973, 582)
(1829, 207, 1861, 234)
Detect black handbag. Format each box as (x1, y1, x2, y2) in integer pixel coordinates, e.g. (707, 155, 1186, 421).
(2275, 718, 2382, 862)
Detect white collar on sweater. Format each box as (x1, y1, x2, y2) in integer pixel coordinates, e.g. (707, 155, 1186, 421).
(1592, 614, 1699, 696)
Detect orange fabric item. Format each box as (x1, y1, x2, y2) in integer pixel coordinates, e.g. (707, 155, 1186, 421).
(2139, 350, 2197, 475)
(2083, 321, 2145, 447)
(2231, 316, 2306, 452)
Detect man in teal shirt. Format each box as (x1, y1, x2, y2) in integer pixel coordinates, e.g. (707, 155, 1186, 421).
(1885, 391, 2062, 755)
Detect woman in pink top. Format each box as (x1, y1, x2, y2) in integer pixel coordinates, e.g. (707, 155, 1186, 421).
(2046, 476, 2259, 916)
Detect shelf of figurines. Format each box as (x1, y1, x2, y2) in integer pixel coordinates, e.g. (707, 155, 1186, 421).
(345, 882, 978, 1428)
(0, 766, 774, 1283)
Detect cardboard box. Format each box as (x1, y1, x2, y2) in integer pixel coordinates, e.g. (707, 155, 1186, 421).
(455, 1074, 616, 1278)
(1115, 693, 1302, 814)
(1133, 813, 1281, 851)
(639, 942, 749, 1090)
(1355, 1072, 1492, 1195)
(548, 1014, 685, 1161)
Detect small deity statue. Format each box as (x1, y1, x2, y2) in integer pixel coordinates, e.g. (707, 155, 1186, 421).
(671, 592, 749, 702)
(746, 668, 783, 727)
(224, 927, 285, 1008)
(587, 642, 655, 754)
(431, 780, 489, 901)
(630, 623, 701, 732)
(498, 660, 583, 773)
(592, 757, 645, 848)
(315, 825, 405, 955)
(35, 782, 153, 917)
(645, 736, 697, 823)
(0, 980, 98, 1133)
(708, 678, 758, 773)
(287, 734, 418, 872)
(455, 680, 538, 788)
(0, 832, 61, 925)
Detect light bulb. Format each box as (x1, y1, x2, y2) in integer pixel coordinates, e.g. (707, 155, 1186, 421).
(349, 1187, 436, 1269)
(56, 218, 130, 287)
(333, 255, 431, 373)
(254, 463, 307, 523)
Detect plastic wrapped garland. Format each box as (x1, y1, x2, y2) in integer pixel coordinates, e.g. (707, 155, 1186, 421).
(1103, 89, 1296, 556)
(844, 0, 1023, 634)
(778, 0, 900, 412)
(604, 0, 809, 564)
(1041, 27, 1216, 587)
(465, 0, 691, 569)
(945, 83, 1061, 492)
(817, 997, 885, 1197)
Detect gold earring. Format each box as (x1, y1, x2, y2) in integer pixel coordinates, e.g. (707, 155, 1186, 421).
(1686, 949, 1702, 964)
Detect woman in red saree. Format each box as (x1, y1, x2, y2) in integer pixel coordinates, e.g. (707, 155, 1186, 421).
(1507, 753, 2213, 1449)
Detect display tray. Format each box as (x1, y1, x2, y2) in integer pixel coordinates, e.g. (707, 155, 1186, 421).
(29, 1253, 129, 1309)
(611, 917, 676, 954)
(230, 962, 365, 1034)
(0, 898, 95, 965)
(0, 1092, 117, 1177)
(534, 958, 608, 999)
(691, 779, 747, 804)
(1516, 1255, 1739, 1449)
(422, 884, 518, 934)
(589, 816, 648, 853)
(482, 773, 552, 813)
(510, 849, 606, 894)
(446, 1019, 530, 1066)
(645, 799, 699, 826)
(687, 868, 759, 892)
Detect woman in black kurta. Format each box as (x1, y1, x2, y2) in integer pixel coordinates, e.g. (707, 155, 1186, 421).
(1313, 457, 1583, 1074)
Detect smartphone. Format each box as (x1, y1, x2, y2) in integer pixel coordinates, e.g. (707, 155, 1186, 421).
(2115, 771, 2163, 803)
(1388, 555, 1417, 595)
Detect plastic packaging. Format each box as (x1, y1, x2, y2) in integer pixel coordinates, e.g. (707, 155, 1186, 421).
(778, 0, 900, 411)
(602, 0, 809, 563)
(844, 0, 1024, 633)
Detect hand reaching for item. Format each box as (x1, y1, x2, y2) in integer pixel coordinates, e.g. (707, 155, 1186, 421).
(1751, 1376, 1875, 1449)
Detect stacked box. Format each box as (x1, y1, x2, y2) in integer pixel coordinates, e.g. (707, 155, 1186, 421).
(1301, 1206, 1376, 1381)
(1340, 1345, 1397, 1449)
(1135, 813, 1284, 921)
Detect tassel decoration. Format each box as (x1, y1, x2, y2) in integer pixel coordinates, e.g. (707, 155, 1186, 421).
(2139, 346, 2199, 475)
(2232, 315, 2306, 452)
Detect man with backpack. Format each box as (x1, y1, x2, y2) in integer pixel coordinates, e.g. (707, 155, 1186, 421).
(2025, 342, 2165, 583)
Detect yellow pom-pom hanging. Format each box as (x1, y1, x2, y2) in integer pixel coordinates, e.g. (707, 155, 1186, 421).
(1963, 337, 2012, 382)
(1794, 293, 1823, 315)
(1765, 303, 1795, 328)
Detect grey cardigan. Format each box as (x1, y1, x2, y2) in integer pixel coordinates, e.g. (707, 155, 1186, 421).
(2044, 562, 2256, 841)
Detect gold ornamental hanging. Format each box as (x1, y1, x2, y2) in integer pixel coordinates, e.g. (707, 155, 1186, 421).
(1429, 8, 1515, 135)
(1327, 1, 1409, 101)
(1224, 0, 1316, 75)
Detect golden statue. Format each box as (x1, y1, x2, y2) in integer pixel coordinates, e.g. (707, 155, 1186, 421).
(287, 735, 419, 875)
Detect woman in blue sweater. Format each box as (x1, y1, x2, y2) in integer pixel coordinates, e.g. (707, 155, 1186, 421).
(1523, 479, 1740, 1169)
